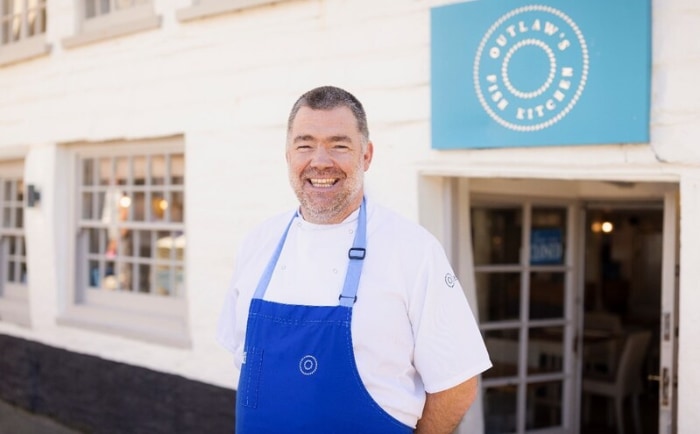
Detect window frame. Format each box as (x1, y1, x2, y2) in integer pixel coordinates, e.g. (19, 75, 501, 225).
(62, 0, 161, 49)
(0, 0, 50, 66)
(58, 138, 190, 348)
(0, 160, 29, 327)
(176, 0, 287, 22)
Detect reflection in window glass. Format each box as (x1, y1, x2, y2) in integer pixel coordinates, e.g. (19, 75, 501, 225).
(484, 386, 517, 434)
(472, 207, 522, 265)
(526, 380, 562, 429)
(530, 272, 565, 319)
(476, 272, 520, 323)
(528, 326, 565, 375)
(482, 328, 519, 380)
(79, 151, 185, 297)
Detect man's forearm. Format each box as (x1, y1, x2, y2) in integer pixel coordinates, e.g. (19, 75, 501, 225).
(415, 376, 478, 434)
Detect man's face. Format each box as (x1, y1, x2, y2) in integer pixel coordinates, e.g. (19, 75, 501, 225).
(286, 106, 373, 224)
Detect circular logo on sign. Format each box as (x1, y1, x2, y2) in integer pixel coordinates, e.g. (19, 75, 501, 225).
(474, 5, 589, 132)
(299, 355, 318, 376)
(445, 273, 457, 288)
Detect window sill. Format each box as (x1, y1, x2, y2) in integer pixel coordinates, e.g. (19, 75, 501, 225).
(177, 0, 284, 22)
(0, 35, 51, 68)
(58, 299, 191, 348)
(62, 15, 162, 49)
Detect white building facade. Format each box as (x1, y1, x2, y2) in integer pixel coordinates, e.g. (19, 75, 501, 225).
(0, 0, 696, 433)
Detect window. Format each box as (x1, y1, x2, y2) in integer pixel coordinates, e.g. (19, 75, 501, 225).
(62, 0, 161, 48)
(60, 140, 189, 347)
(0, 162, 29, 327)
(177, 0, 288, 22)
(0, 0, 50, 66)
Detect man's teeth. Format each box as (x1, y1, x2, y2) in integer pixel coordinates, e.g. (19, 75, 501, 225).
(310, 178, 336, 187)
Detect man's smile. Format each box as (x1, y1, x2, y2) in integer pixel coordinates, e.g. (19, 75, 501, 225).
(308, 178, 339, 188)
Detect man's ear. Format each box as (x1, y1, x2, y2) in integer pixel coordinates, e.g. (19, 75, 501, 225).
(363, 141, 374, 171)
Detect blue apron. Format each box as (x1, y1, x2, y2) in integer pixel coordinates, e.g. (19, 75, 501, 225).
(236, 200, 413, 433)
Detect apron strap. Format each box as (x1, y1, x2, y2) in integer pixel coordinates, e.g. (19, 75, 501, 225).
(253, 198, 367, 307)
(339, 198, 366, 307)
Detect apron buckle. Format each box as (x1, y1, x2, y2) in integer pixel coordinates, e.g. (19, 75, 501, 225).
(348, 247, 366, 259)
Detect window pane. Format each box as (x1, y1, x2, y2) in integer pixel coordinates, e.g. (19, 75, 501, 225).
(20, 261, 26, 283)
(171, 153, 184, 185)
(88, 259, 100, 287)
(530, 272, 565, 319)
(484, 386, 517, 434)
(115, 157, 129, 186)
(3, 180, 12, 201)
(82, 192, 94, 219)
(8, 236, 15, 255)
(117, 262, 133, 291)
(528, 326, 564, 375)
(98, 158, 111, 186)
(526, 380, 562, 429)
(531, 207, 566, 265)
(137, 263, 150, 293)
(472, 207, 522, 265)
(15, 179, 23, 202)
(152, 192, 167, 222)
(135, 230, 152, 258)
(483, 328, 519, 380)
(7, 259, 14, 282)
(171, 191, 184, 223)
(2, 207, 10, 228)
(15, 207, 22, 229)
(476, 272, 520, 322)
(151, 155, 165, 185)
(19, 236, 25, 255)
(133, 155, 146, 186)
(88, 228, 103, 254)
(82, 158, 95, 186)
(133, 191, 146, 221)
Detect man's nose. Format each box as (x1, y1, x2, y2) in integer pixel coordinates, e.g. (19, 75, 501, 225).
(310, 146, 333, 168)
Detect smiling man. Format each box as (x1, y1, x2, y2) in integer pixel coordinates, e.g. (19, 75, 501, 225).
(217, 86, 491, 433)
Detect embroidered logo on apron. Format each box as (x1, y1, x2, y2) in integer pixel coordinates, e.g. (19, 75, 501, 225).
(299, 355, 318, 376)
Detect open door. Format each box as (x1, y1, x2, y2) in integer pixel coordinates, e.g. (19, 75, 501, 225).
(471, 197, 579, 433)
(658, 192, 678, 434)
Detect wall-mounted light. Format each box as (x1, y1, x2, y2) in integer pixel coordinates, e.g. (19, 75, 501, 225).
(27, 184, 41, 208)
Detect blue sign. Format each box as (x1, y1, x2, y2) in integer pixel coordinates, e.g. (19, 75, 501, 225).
(431, 0, 651, 149)
(530, 228, 563, 265)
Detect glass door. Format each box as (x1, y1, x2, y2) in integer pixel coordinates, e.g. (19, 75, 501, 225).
(473, 200, 578, 434)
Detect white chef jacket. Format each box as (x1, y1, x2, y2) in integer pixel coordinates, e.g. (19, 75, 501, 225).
(217, 198, 492, 427)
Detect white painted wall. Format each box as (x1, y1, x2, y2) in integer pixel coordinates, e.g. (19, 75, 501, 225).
(0, 0, 698, 431)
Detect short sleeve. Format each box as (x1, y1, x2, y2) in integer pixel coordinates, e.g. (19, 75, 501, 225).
(410, 239, 492, 393)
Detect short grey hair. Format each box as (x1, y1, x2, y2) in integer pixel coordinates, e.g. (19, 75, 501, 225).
(287, 86, 369, 142)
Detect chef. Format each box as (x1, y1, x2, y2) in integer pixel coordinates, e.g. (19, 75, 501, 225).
(217, 85, 491, 433)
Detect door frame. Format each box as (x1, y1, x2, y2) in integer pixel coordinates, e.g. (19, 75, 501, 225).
(439, 177, 679, 434)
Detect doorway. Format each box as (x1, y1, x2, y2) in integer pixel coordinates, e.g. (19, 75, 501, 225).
(460, 179, 678, 434)
(580, 205, 662, 434)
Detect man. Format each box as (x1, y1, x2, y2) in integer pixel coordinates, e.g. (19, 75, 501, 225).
(217, 86, 491, 433)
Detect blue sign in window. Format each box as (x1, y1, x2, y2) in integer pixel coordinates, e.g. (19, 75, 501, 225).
(530, 228, 564, 265)
(431, 0, 651, 149)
